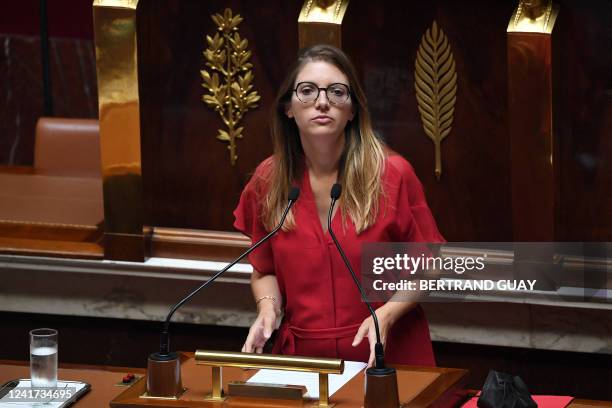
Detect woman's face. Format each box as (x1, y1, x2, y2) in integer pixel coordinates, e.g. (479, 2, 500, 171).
(286, 60, 354, 143)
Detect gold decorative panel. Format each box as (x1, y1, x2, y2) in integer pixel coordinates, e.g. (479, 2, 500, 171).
(507, 0, 559, 34)
(201, 8, 260, 166)
(415, 21, 457, 180)
(298, 0, 348, 24)
(93, 0, 137, 8)
(298, 0, 349, 48)
(93, 0, 144, 261)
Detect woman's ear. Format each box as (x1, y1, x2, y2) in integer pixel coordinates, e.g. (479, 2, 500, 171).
(286, 104, 294, 118)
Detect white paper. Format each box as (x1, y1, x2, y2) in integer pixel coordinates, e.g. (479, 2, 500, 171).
(0, 380, 88, 408)
(247, 360, 367, 399)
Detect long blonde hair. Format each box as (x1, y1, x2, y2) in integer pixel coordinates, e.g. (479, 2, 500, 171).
(262, 44, 385, 234)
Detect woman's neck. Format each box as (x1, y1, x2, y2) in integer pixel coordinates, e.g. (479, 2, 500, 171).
(301, 132, 345, 177)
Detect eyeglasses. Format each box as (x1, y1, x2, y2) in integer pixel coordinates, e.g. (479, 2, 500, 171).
(293, 82, 351, 105)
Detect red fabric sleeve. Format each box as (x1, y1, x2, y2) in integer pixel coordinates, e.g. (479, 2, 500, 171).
(388, 155, 445, 243)
(233, 163, 275, 275)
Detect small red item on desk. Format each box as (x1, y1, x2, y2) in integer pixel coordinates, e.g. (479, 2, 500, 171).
(126, 373, 135, 380)
(462, 392, 574, 408)
(122, 375, 131, 383)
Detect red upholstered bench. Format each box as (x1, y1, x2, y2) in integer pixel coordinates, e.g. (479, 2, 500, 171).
(34, 117, 101, 178)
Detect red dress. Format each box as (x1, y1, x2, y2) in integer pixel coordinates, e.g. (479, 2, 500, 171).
(233, 153, 444, 366)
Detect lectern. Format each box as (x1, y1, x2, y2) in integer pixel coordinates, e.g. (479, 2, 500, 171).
(110, 351, 467, 407)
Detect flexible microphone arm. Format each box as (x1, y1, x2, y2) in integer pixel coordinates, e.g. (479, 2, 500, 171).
(327, 183, 386, 369)
(158, 187, 300, 355)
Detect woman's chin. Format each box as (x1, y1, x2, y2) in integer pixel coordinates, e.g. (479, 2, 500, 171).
(302, 130, 344, 145)
(306, 125, 343, 137)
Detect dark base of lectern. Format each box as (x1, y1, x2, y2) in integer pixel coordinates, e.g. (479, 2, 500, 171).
(364, 366, 400, 408)
(145, 352, 183, 398)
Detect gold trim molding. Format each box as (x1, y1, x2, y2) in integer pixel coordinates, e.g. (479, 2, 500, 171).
(298, 0, 349, 24)
(93, 0, 145, 261)
(201, 8, 261, 166)
(507, 0, 560, 34)
(415, 21, 457, 180)
(92, 0, 138, 10)
(298, 0, 349, 48)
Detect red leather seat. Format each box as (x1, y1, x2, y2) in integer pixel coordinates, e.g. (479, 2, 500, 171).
(34, 117, 101, 178)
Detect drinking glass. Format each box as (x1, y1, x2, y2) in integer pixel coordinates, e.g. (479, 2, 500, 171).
(29, 328, 58, 388)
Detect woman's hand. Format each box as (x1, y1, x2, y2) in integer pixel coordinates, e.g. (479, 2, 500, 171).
(242, 299, 279, 353)
(352, 302, 416, 367)
(351, 307, 394, 368)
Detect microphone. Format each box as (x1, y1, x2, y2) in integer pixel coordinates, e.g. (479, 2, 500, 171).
(147, 186, 300, 397)
(327, 183, 399, 408)
(328, 183, 385, 367)
(158, 186, 299, 356)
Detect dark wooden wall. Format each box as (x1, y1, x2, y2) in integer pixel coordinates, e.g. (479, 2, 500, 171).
(0, 0, 97, 165)
(1, 0, 611, 241)
(553, 0, 612, 241)
(135, 0, 612, 242)
(344, 1, 516, 242)
(137, 0, 302, 231)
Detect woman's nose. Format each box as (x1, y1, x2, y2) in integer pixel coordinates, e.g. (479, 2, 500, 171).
(315, 91, 330, 109)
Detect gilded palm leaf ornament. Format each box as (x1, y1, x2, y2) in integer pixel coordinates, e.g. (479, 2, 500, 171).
(201, 8, 261, 165)
(415, 21, 457, 180)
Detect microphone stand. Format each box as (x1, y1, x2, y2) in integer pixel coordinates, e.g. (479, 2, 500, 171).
(146, 188, 299, 398)
(327, 184, 399, 408)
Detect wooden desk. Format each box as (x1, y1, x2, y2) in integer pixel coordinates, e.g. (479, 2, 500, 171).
(0, 360, 145, 407)
(1, 356, 466, 407)
(0, 170, 104, 258)
(1, 358, 610, 407)
(0, 172, 103, 226)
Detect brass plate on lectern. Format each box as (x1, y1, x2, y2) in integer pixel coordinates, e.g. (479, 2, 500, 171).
(228, 381, 307, 399)
(196, 350, 341, 407)
(195, 349, 343, 373)
(139, 387, 186, 400)
(201, 392, 227, 402)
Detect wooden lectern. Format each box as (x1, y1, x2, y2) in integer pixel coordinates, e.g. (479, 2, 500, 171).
(109, 352, 467, 407)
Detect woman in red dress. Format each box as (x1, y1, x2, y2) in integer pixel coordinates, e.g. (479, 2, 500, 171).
(234, 45, 443, 367)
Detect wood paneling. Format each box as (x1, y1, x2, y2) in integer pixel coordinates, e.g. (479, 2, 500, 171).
(0, 0, 610, 243)
(553, 1, 612, 241)
(0, 36, 97, 166)
(151, 228, 250, 262)
(508, 32, 555, 241)
(131, 0, 612, 243)
(135, 0, 517, 240)
(343, 1, 516, 241)
(0, 1, 97, 165)
(137, 0, 301, 231)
